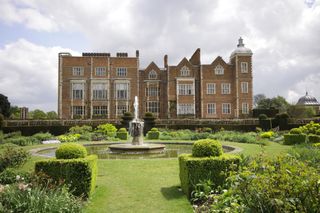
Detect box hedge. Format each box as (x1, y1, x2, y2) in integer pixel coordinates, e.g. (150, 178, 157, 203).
(179, 153, 240, 199)
(35, 155, 98, 198)
(147, 128, 160, 139)
(308, 134, 320, 143)
(283, 134, 307, 145)
(116, 128, 128, 140)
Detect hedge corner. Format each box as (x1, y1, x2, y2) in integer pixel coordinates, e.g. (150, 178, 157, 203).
(34, 154, 98, 199)
(178, 153, 240, 199)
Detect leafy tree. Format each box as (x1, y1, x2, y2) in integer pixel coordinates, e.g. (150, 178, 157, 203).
(9, 106, 20, 119)
(256, 95, 290, 113)
(47, 111, 58, 119)
(0, 94, 11, 118)
(287, 105, 316, 118)
(253, 94, 266, 107)
(29, 109, 47, 120)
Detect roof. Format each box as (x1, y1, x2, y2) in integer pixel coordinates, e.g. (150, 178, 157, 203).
(230, 37, 252, 58)
(297, 92, 320, 106)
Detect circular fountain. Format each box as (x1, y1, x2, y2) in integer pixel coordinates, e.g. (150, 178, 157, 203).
(109, 96, 165, 154)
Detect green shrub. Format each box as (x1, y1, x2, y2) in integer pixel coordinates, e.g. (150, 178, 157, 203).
(91, 132, 106, 141)
(308, 134, 320, 143)
(57, 134, 81, 143)
(4, 131, 21, 139)
(316, 129, 320, 135)
(0, 183, 83, 212)
(290, 128, 302, 134)
(313, 143, 320, 148)
(202, 127, 212, 133)
(258, 114, 268, 120)
(4, 136, 38, 146)
(283, 134, 307, 145)
(0, 146, 30, 172)
(192, 139, 223, 157)
(35, 155, 98, 198)
(147, 128, 160, 140)
(116, 128, 128, 140)
(260, 131, 274, 138)
(0, 143, 19, 150)
(55, 143, 87, 159)
(212, 155, 320, 212)
(288, 145, 320, 170)
(69, 125, 92, 134)
(144, 112, 154, 118)
(0, 168, 31, 184)
(298, 121, 320, 135)
(96, 123, 117, 137)
(32, 132, 54, 142)
(179, 153, 240, 198)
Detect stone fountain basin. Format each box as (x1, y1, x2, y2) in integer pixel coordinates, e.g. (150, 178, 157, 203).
(108, 143, 166, 154)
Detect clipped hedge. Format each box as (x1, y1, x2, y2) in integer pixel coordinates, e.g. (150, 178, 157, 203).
(179, 154, 240, 199)
(116, 128, 128, 140)
(147, 128, 160, 140)
(283, 134, 307, 145)
(55, 143, 87, 159)
(192, 139, 223, 157)
(308, 134, 320, 143)
(35, 155, 98, 198)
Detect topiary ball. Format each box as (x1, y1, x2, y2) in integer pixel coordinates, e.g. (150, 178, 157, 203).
(192, 139, 223, 157)
(55, 143, 87, 159)
(290, 128, 302, 135)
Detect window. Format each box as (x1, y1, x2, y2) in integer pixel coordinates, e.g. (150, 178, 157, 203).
(177, 103, 195, 115)
(180, 66, 190, 76)
(207, 103, 216, 114)
(148, 70, 157, 79)
(115, 83, 129, 100)
(117, 104, 128, 116)
(241, 62, 248, 73)
(72, 83, 84, 99)
(146, 86, 160, 97)
(222, 103, 231, 114)
(221, 83, 231, 94)
(95, 67, 106, 76)
(242, 103, 249, 114)
(214, 65, 224, 75)
(93, 106, 108, 115)
(117, 67, 127, 76)
(146, 101, 160, 113)
(72, 67, 84, 76)
(92, 83, 108, 100)
(207, 83, 216, 94)
(178, 84, 194, 95)
(241, 82, 249, 93)
(72, 106, 85, 116)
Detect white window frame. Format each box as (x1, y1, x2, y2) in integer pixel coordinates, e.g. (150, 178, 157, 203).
(241, 82, 249, 93)
(178, 84, 194, 95)
(72, 83, 84, 100)
(242, 103, 249, 114)
(207, 83, 216, 94)
(93, 106, 108, 115)
(146, 101, 160, 113)
(72, 106, 85, 116)
(117, 104, 128, 116)
(115, 83, 129, 100)
(148, 70, 157, 79)
(221, 83, 231, 94)
(240, 62, 248, 73)
(180, 66, 190, 76)
(95, 67, 106, 76)
(92, 83, 108, 100)
(177, 103, 195, 115)
(207, 103, 216, 114)
(72, 67, 84, 76)
(214, 65, 224, 75)
(222, 103, 231, 114)
(116, 67, 127, 77)
(146, 86, 160, 97)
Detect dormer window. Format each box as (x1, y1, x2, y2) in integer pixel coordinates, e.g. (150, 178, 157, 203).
(214, 65, 224, 75)
(148, 70, 157, 79)
(180, 66, 190, 76)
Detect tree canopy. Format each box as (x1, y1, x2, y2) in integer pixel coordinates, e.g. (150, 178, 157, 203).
(0, 94, 11, 118)
(255, 94, 290, 113)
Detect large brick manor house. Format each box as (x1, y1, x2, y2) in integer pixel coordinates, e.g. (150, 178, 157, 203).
(58, 38, 253, 120)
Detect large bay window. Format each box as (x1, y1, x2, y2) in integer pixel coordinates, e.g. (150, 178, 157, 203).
(177, 103, 195, 115)
(178, 84, 194, 95)
(115, 83, 129, 100)
(72, 83, 84, 99)
(146, 86, 160, 97)
(93, 106, 108, 115)
(72, 106, 85, 116)
(92, 83, 108, 100)
(117, 104, 128, 116)
(146, 101, 160, 113)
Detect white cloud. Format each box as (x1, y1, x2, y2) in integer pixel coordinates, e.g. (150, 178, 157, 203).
(0, 39, 78, 111)
(0, 0, 320, 109)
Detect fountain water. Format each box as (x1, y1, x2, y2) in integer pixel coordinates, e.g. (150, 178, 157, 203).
(108, 96, 165, 154)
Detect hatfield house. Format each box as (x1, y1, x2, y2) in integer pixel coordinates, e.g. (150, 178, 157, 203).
(58, 37, 253, 120)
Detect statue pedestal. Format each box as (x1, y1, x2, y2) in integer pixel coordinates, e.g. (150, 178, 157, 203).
(130, 120, 144, 146)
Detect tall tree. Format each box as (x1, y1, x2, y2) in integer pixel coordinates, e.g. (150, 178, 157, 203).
(29, 109, 47, 120)
(254, 94, 266, 108)
(0, 94, 11, 118)
(47, 111, 58, 119)
(256, 95, 290, 113)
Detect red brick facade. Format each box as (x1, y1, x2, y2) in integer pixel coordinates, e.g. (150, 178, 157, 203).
(58, 38, 253, 119)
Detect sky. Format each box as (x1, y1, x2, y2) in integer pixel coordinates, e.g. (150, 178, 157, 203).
(0, 0, 319, 112)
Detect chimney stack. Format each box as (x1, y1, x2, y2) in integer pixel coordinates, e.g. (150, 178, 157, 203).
(136, 50, 139, 58)
(164, 55, 168, 68)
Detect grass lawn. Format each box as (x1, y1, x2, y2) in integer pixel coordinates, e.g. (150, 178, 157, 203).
(20, 140, 292, 213)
